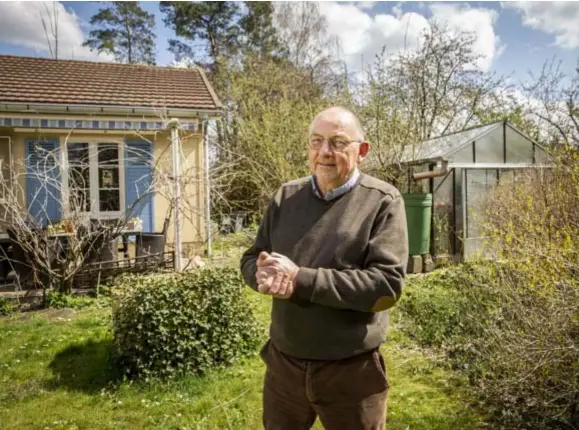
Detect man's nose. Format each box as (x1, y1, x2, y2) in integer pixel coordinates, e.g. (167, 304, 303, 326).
(319, 140, 333, 154)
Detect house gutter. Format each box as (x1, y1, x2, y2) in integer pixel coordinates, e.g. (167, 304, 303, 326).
(0, 101, 222, 119)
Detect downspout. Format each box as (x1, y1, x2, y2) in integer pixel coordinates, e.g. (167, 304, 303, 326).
(167, 118, 182, 272)
(202, 119, 212, 258)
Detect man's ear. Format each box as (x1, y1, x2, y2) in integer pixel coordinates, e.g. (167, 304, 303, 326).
(358, 141, 370, 161)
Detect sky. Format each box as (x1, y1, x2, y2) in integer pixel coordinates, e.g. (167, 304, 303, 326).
(0, 1, 578, 85)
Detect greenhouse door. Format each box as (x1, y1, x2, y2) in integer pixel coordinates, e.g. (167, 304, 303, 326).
(463, 169, 498, 260)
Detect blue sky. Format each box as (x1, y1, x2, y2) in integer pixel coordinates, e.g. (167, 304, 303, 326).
(1, 1, 578, 84)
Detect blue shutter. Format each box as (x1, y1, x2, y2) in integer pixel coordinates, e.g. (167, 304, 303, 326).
(125, 140, 154, 232)
(26, 139, 61, 226)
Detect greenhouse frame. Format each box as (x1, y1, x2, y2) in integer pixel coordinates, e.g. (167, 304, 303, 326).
(397, 119, 552, 263)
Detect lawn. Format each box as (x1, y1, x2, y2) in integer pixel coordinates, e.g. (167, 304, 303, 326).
(0, 285, 485, 429)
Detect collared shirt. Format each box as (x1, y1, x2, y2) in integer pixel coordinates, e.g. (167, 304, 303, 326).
(311, 168, 361, 201)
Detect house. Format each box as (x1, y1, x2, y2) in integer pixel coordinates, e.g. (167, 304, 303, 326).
(0, 54, 222, 254)
(386, 120, 552, 265)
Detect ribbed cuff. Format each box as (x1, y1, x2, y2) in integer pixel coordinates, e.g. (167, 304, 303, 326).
(295, 267, 317, 301)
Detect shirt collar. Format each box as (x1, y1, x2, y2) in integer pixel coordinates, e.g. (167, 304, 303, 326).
(311, 168, 360, 201)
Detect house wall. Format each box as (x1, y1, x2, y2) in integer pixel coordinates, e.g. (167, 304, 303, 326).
(2, 126, 205, 246)
(152, 130, 205, 248)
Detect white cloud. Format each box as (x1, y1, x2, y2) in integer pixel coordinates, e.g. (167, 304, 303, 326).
(315, 1, 501, 74)
(169, 58, 197, 69)
(504, 1, 579, 49)
(430, 3, 502, 71)
(0, 2, 112, 61)
(352, 1, 377, 11)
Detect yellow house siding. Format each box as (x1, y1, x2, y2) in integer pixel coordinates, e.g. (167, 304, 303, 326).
(153, 130, 205, 246)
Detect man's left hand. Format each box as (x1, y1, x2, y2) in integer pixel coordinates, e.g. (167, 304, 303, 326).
(257, 253, 299, 299)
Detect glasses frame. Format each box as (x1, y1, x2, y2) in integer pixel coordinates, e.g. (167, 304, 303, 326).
(308, 135, 362, 152)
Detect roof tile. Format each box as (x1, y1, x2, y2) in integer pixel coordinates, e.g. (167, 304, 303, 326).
(0, 55, 221, 110)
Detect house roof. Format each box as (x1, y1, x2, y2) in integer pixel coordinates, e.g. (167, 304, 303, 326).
(0, 55, 222, 111)
(400, 121, 502, 163)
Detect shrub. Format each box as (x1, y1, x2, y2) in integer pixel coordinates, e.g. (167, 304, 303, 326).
(401, 261, 579, 429)
(0, 297, 16, 316)
(45, 290, 96, 310)
(474, 146, 579, 429)
(399, 264, 498, 348)
(111, 267, 263, 379)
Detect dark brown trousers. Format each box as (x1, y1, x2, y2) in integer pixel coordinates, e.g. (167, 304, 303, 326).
(260, 340, 389, 430)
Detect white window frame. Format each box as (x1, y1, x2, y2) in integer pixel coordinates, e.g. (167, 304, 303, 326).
(61, 138, 126, 220)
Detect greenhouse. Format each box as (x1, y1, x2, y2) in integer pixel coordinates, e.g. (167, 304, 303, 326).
(396, 119, 552, 265)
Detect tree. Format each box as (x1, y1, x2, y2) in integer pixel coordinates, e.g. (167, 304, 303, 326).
(160, 1, 240, 74)
(238, 2, 283, 59)
(385, 23, 508, 141)
(273, 2, 344, 93)
(211, 55, 327, 218)
(351, 23, 509, 182)
(523, 58, 579, 147)
(84, 2, 156, 65)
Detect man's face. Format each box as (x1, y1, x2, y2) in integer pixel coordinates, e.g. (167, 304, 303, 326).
(308, 112, 369, 190)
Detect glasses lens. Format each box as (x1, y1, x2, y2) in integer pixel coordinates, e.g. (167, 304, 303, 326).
(333, 138, 349, 151)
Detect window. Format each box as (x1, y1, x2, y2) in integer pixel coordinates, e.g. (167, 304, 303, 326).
(68, 143, 90, 212)
(97, 143, 120, 212)
(66, 142, 123, 217)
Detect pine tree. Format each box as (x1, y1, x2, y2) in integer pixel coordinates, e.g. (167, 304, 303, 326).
(160, 1, 240, 72)
(84, 2, 156, 65)
(239, 2, 283, 59)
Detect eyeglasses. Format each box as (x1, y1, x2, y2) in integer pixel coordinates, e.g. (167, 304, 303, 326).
(308, 136, 360, 152)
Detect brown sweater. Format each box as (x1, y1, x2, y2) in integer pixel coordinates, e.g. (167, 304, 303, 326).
(240, 173, 409, 360)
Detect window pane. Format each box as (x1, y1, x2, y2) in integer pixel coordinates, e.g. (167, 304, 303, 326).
(450, 142, 473, 163)
(535, 146, 551, 164)
(466, 169, 497, 238)
(99, 189, 120, 212)
(98, 143, 119, 165)
(99, 167, 119, 188)
(475, 128, 504, 163)
(69, 167, 90, 188)
(69, 188, 90, 212)
(506, 126, 533, 163)
(68, 143, 89, 165)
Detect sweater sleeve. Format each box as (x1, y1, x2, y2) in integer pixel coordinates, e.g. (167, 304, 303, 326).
(293, 194, 409, 312)
(240, 197, 277, 292)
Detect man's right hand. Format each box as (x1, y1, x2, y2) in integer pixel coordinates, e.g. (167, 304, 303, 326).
(256, 252, 294, 299)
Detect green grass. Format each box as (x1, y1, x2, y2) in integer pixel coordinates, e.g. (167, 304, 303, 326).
(0, 288, 485, 429)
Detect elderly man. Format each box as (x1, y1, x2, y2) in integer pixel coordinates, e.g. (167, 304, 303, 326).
(240, 106, 408, 430)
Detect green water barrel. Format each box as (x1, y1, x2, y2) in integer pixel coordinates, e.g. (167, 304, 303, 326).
(402, 193, 432, 255)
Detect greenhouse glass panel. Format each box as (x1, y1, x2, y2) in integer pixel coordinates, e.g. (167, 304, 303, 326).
(449, 142, 473, 163)
(535, 145, 552, 165)
(399, 122, 500, 162)
(506, 126, 533, 163)
(433, 170, 454, 255)
(466, 169, 498, 239)
(498, 169, 515, 184)
(475, 126, 504, 163)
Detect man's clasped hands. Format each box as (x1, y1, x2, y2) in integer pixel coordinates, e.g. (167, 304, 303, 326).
(256, 251, 299, 299)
